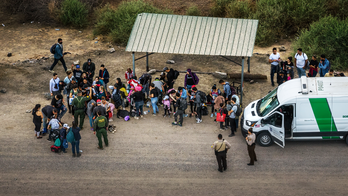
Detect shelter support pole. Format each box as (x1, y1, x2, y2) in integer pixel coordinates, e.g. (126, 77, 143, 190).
(247, 57, 250, 73)
(132, 52, 135, 76)
(146, 52, 149, 72)
(241, 57, 245, 106)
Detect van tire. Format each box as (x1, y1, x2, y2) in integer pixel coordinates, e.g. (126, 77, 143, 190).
(345, 134, 348, 145)
(257, 132, 273, 147)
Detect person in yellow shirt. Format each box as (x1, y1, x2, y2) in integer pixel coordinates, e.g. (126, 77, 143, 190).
(324, 69, 334, 77)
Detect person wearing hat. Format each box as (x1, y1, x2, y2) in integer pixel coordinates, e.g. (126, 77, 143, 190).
(71, 87, 92, 129)
(212, 134, 231, 173)
(163, 67, 175, 89)
(49, 38, 67, 73)
(83, 59, 96, 81)
(59, 124, 69, 153)
(71, 63, 83, 82)
(93, 111, 109, 150)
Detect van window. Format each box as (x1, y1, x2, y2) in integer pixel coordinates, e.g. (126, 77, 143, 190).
(258, 88, 279, 117)
(267, 113, 283, 128)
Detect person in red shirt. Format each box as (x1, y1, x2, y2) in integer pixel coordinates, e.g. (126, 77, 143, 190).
(125, 68, 134, 81)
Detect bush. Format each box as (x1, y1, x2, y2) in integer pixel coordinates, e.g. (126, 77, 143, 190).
(186, 6, 201, 16)
(60, 0, 88, 28)
(226, 0, 252, 18)
(210, 0, 231, 17)
(292, 16, 348, 70)
(94, 1, 171, 45)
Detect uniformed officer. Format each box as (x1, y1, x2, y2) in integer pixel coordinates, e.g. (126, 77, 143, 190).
(72, 88, 92, 129)
(212, 134, 231, 172)
(93, 111, 109, 150)
(246, 128, 257, 165)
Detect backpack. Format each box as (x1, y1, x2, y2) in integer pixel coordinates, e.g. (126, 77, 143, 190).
(192, 73, 199, 85)
(112, 93, 122, 108)
(54, 138, 61, 147)
(295, 53, 308, 68)
(139, 74, 151, 85)
(174, 70, 180, 79)
(62, 139, 68, 149)
(155, 87, 163, 103)
(50, 43, 58, 54)
(66, 128, 75, 143)
(50, 145, 61, 153)
(202, 105, 208, 116)
(178, 98, 187, 111)
(96, 117, 106, 129)
(51, 129, 60, 141)
(233, 104, 242, 117)
(198, 91, 207, 103)
(230, 86, 236, 95)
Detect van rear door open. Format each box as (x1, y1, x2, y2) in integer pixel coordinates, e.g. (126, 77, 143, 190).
(265, 111, 285, 148)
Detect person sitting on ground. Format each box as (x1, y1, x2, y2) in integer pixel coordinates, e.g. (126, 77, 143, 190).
(324, 69, 334, 77)
(97, 85, 106, 100)
(70, 121, 82, 157)
(162, 95, 171, 117)
(83, 59, 95, 82)
(285, 57, 294, 79)
(71, 64, 83, 82)
(278, 71, 286, 85)
(172, 92, 187, 127)
(51, 94, 67, 121)
(32, 104, 43, 139)
(48, 115, 61, 141)
(94, 111, 109, 150)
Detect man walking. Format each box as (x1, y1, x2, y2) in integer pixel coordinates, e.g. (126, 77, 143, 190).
(172, 93, 187, 126)
(269, 48, 281, 86)
(294, 48, 308, 78)
(50, 73, 61, 97)
(246, 128, 257, 166)
(83, 59, 96, 81)
(94, 111, 109, 150)
(212, 134, 231, 173)
(49, 38, 67, 72)
(319, 54, 330, 77)
(227, 97, 238, 137)
(71, 88, 92, 129)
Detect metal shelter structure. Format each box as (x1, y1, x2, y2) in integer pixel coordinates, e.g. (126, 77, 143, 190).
(126, 13, 258, 105)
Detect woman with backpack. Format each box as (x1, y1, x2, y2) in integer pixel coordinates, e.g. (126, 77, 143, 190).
(32, 104, 43, 139)
(184, 69, 199, 91)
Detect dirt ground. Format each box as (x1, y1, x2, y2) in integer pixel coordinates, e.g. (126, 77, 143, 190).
(1, 24, 348, 196)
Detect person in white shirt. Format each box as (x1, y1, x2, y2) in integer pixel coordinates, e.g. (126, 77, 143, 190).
(294, 48, 308, 78)
(268, 48, 281, 86)
(50, 73, 61, 97)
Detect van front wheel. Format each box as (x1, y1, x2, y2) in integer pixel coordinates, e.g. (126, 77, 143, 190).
(257, 132, 273, 147)
(345, 135, 348, 145)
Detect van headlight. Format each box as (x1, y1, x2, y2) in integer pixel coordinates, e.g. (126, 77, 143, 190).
(246, 120, 257, 127)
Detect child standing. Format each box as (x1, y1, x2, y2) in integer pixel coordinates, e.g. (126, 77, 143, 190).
(162, 95, 171, 117)
(218, 103, 227, 130)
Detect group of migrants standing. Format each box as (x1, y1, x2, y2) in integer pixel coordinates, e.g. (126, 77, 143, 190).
(31, 38, 255, 171)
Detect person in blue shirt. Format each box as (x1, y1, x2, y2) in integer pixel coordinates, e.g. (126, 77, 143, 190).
(49, 38, 67, 72)
(318, 54, 330, 77)
(219, 80, 232, 102)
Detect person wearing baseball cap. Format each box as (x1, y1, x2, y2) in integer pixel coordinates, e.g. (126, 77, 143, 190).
(71, 63, 83, 82)
(93, 99, 107, 120)
(83, 58, 96, 80)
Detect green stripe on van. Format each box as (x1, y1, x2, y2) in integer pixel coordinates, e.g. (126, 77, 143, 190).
(309, 98, 338, 139)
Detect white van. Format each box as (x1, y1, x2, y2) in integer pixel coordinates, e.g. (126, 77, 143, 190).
(241, 76, 348, 148)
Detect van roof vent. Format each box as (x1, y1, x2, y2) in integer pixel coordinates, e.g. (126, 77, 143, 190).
(301, 76, 308, 94)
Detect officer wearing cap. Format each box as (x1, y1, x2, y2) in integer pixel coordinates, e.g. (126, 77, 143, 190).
(83, 58, 96, 81)
(212, 134, 231, 173)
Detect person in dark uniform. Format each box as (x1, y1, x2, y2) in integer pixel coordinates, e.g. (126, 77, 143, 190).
(246, 128, 257, 166)
(212, 134, 232, 173)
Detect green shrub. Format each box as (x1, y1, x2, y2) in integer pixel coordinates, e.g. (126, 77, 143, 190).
(94, 1, 171, 45)
(326, 0, 348, 20)
(60, 0, 88, 28)
(226, 0, 252, 18)
(210, 0, 231, 17)
(292, 16, 348, 70)
(186, 5, 201, 16)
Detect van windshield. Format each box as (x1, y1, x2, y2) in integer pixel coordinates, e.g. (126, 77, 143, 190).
(257, 88, 279, 117)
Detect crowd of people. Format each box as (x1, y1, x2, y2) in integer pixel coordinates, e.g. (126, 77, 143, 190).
(269, 47, 345, 86)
